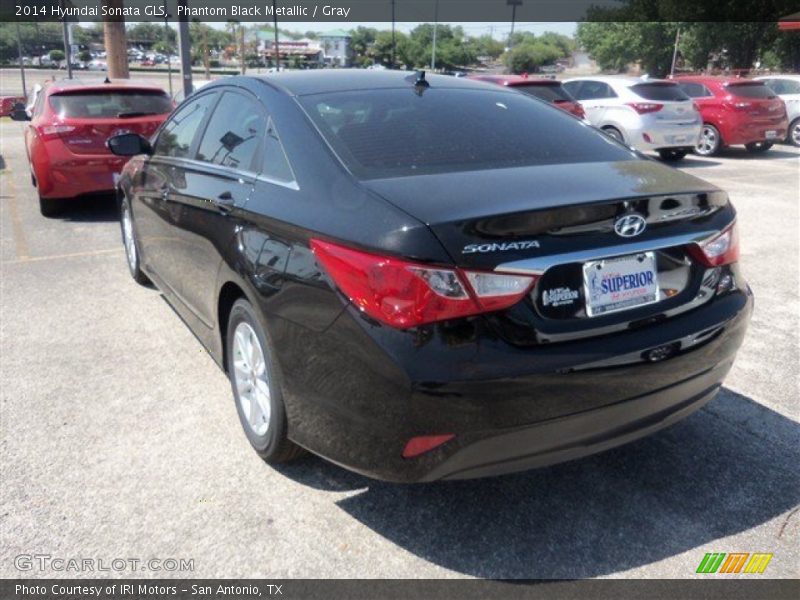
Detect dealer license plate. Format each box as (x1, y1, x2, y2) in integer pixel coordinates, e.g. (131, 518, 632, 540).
(583, 252, 659, 317)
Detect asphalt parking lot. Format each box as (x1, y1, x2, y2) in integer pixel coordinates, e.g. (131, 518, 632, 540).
(1, 86, 798, 578)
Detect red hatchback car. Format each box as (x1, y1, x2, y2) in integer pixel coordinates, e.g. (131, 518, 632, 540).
(12, 80, 173, 216)
(674, 76, 788, 156)
(467, 74, 586, 119)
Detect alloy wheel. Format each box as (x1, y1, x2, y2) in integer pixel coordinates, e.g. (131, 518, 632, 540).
(695, 126, 718, 156)
(791, 120, 800, 147)
(232, 322, 272, 436)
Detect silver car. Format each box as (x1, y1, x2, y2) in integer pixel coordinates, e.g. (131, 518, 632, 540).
(754, 75, 800, 146)
(563, 76, 702, 161)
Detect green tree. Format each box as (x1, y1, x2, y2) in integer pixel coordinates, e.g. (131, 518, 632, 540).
(468, 34, 505, 60)
(504, 41, 563, 73)
(78, 49, 93, 63)
(576, 22, 678, 76)
(49, 49, 65, 63)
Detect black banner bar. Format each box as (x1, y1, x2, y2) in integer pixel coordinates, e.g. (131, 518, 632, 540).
(2, 579, 800, 600)
(3, 0, 799, 23)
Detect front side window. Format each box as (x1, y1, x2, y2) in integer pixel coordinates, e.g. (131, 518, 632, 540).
(299, 87, 634, 179)
(153, 93, 216, 158)
(766, 79, 800, 95)
(678, 82, 712, 98)
(196, 92, 266, 171)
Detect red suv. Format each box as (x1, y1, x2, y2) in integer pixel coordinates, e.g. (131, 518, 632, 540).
(674, 76, 788, 156)
(12, 80, 173, 216)
(468, 74, 585, 119)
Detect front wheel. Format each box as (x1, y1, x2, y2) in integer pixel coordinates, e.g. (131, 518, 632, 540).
(695, 124, 722, 156)
(745, 141, 773, 154)
(120, 196, 150, 285)
(226, 299, 305, 464)
(658, 148, 688, 162)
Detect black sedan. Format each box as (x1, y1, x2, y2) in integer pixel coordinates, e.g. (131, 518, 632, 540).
(109, 71, 752, 482)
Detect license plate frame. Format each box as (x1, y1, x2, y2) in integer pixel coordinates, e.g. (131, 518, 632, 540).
(583, 252, 659, 317)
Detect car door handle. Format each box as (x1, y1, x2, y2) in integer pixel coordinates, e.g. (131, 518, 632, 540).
(212, 191, 235, 213)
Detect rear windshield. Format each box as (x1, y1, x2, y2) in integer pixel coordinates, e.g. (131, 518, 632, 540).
(514, 83, 575, 103)
(727, 83, 776, 99)
(631, 83, 690, 101)
(299, 88, 633, 179)
(50, 90, 173, 118)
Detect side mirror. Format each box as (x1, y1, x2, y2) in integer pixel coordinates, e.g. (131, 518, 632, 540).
(10, 103, 29, 121)
(107, 132, 152, 156)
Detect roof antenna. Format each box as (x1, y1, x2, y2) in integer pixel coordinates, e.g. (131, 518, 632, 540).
(413, 70, 429, 96)
(104, 77, 111, 84)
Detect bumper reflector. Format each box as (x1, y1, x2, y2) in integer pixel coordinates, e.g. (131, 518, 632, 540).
(402, 434, 456, 459)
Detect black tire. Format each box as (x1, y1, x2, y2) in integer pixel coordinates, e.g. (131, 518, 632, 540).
(38, 196, 61, 217)
(745, 141, 773, 154)
(788, 118, 800, 147)
(226, 299, 305, 464)
(602, 126, 624, 143)
(658, 148, 689, 162)
(119, 195, 150, 285)
(695, 123, 722, 156)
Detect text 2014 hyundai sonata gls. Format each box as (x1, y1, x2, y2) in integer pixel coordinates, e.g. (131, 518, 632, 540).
(110, 71, 752, 482)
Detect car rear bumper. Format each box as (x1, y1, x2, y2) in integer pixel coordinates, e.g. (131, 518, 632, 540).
(35, 151, 125, 199)
(276, 284, 753, 483)
(630, 121, 702, 151)
(722, 118, 788, 146)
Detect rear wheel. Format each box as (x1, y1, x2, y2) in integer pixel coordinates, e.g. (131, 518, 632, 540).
(695, 124, 721, 156)
(745, 141, 773, 153)
(38, 196, 61, 218)
(788, 118, 800, 147)
(120, 196, 150, 285)
(658, 148, 688, 162)
(602, 126, 624, 143)
(226, 299, 304, 464)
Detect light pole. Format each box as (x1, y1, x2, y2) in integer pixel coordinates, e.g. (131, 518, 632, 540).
(391, 0, 396, 69)
(507, 0, 522, 50)
(670, 28, 681, 77)
(16, 22, 27, 99)
(163, 0, 172, 95)
(430, 0, 439, 70)
(177, 0, 193, 97)
(61, 0, 72, 79)
(273, 0, 280, 70)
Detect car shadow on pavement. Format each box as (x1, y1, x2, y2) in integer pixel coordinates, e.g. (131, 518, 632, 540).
(54, 193, 119, 223)
(673, 156, 722, 168)
(718, 147, 798, 160)
(277, 387, 799, 578)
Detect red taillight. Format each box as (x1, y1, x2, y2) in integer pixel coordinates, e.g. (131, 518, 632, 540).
(689, 223, 740, 267)
(402, 434, 455, 459)
(37, 123, 76, 141)
(572, 102, 586, 119)
(310, 239, 538, 328)
(626, 102, 663, 114)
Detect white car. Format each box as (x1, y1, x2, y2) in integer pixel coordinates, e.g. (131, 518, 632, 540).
(563, 76, 702, 161)
(754, 75, 800, 146)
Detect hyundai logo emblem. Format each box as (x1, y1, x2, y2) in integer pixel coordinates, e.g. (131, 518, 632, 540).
(614, 213, 647, 237)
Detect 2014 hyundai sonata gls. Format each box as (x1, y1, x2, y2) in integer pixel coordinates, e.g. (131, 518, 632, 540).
(110, 71, 752, 482)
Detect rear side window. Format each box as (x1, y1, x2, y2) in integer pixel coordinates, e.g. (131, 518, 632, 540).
(728, 83, 775, 99)
(566, 80, 617, 100)
(767, 79, 800, 94)
(678, 82, 713, 98)
(631, 83, 690, 101)
(196, 92, 266, 171)
(299, 88, 634, 179)
(515, 84, 574, 103)
(49, 90, 173, 118)
(262, 117, 296, 184)
(154, 93, 216, 159)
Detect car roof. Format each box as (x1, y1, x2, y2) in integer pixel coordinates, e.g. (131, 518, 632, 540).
(467, 74, 561, 87)
(254, 69, 492, 96)
(564, 75, 672, 85)
(672, 75, 766, 85)
(754, 74, 800, 80)
(45, 78, 168, 95)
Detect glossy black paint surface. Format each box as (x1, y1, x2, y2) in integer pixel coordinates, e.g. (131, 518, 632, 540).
(118, 71, 752, 482)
